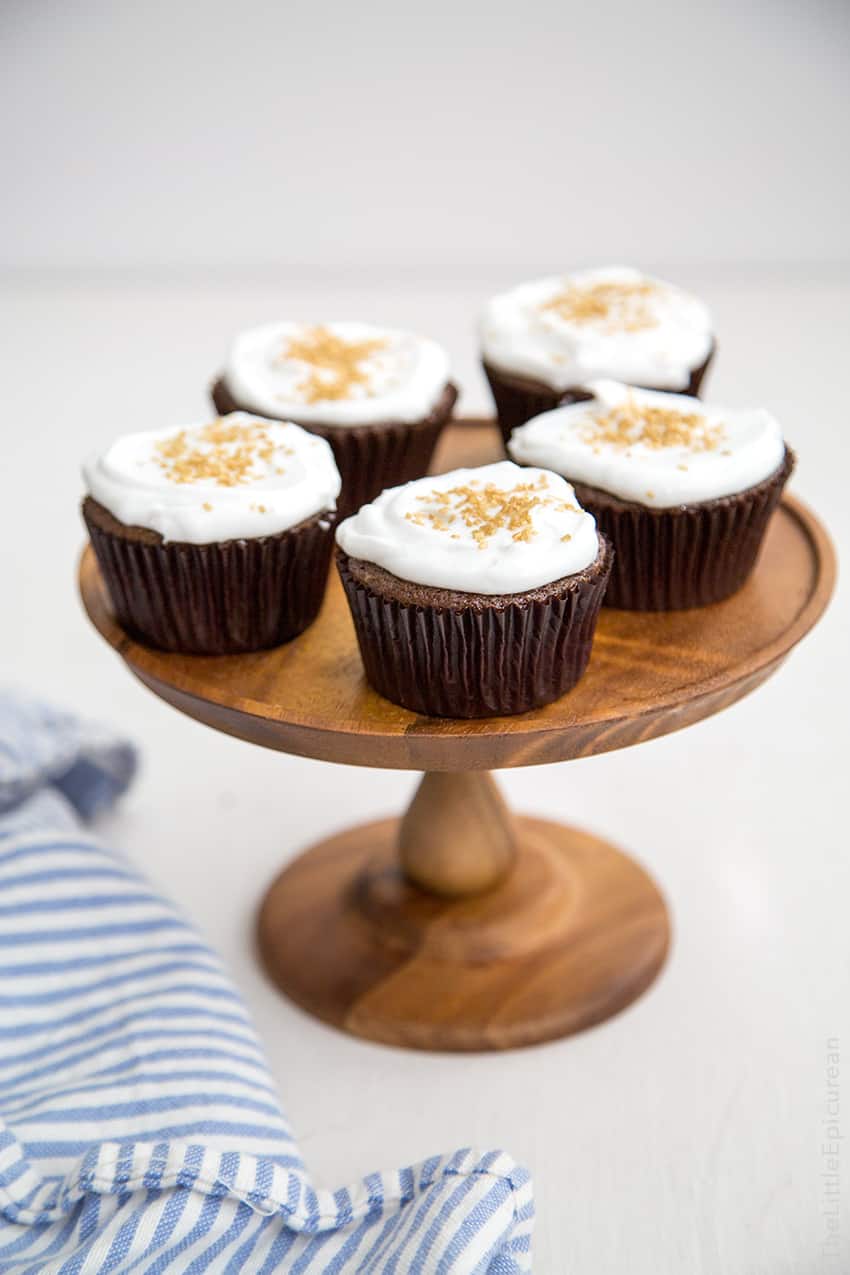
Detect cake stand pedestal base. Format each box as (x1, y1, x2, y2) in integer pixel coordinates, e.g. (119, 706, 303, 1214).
(257, 772, 670, 1051)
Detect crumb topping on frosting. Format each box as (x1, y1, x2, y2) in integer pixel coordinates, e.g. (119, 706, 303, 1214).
(542, 279, 659, 332)
(277, 325, 388, 404)
(581, 392, 726, 454)
(404, 474, 577, 549)
(154, 419, 291, 487)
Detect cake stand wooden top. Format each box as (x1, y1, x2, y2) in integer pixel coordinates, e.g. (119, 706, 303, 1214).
(78, 420, 835, 772)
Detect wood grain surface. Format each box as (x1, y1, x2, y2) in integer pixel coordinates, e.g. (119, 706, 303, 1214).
(78, 420, 836, 772)
(398, 772, 518, 897)
(256, 808, 671, 1051)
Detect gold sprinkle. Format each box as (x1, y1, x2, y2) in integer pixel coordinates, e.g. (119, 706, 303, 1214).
(278, 325, 387, 404)
(155, 419, 282, 488)
(408, 475, 576, 550)
(542, 279, 659, 332)
(202, 501, 213, 511)
(580, 392, 725, 454)
(646, 491, 655, 499)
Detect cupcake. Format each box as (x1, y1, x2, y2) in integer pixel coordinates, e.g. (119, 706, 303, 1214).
(509, 381, 793, 610)
(83, 413, 341, 654)
(481, 266, 715, 443)
(335, 461, 612, 718)
(211, 321, 458, 516)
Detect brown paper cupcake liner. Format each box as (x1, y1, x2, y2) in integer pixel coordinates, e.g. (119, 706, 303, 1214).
(83, 496, 335, 654)
(570, 447, 794, 610)
(211, 378, 458, 517)
(484, 344, 716, 448)
(336, 541, 612, 718)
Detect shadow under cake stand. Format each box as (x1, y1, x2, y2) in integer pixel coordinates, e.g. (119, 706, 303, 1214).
(78, 420, 835, 1052)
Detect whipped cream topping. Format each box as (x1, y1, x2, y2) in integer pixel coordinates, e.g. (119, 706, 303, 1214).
(84, 414, 341, 543)
(508, 381, 786, 509)
(336, 461, 599, 595)
(481, 266, 713, 391)
(223, 321, 452, 426)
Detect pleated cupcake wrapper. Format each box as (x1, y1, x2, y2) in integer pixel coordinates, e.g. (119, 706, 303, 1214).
(84, 505, 335, 654)
(572, 449, 794, 611)
(484, 349, 716, 448)
(308, 412, 451, 517)
(482, 363, 569, 449)
(211, 379, 458, 517)
(337, 544, 612, 719)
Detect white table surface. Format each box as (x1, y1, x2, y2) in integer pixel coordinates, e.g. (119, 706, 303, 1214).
(2, 267, 848, 1274)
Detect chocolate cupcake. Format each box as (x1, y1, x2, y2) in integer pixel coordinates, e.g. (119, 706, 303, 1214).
(481, 267, 715, 443)
(335, 461, 612, 718)
(509, 381, 793, 610)
(83, 413, 341, 653)
(211, 321, 457, 516)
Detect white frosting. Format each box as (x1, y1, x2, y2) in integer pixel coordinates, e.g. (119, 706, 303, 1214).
(481, 266, 713, 391)
(336, 461, 599, 595)
(84, 414, 341, 543)
(223, 320, 451, 426)
(508, 381, 786, 509)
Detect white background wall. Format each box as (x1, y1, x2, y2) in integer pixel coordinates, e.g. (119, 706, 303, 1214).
(3, 0, 849, 273)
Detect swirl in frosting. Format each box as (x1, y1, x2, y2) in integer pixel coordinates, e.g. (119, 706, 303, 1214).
(336, 461, 599, 594)
(508, 382, 786, 508)
(481, 266, 713, 391)
(223, 320, 452, 425)
(83, 414, 341, 543)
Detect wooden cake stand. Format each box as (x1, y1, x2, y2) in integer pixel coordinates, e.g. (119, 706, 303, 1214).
(78, 421, 835, 1052)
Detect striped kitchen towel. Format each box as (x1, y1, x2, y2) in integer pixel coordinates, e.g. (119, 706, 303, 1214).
(0, 691, 533, 1273)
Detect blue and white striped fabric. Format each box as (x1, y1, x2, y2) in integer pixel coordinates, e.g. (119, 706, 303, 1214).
(0, 692, 533, 1273)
